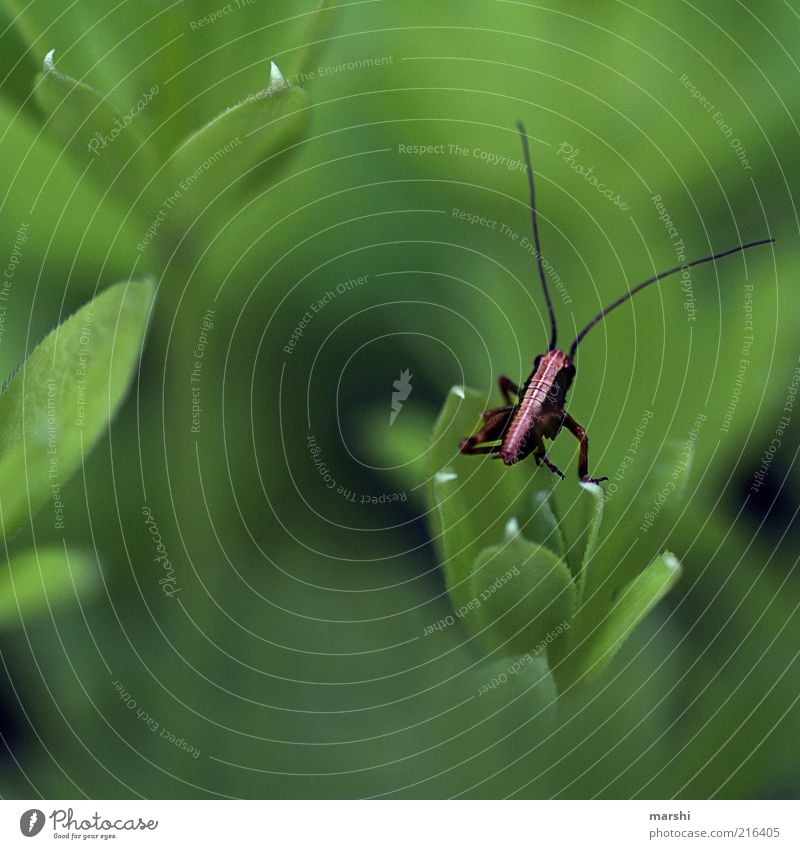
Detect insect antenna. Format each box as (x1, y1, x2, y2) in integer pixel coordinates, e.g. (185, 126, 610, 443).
(517, 121, 558, 351)
(568, 237, 775, 358)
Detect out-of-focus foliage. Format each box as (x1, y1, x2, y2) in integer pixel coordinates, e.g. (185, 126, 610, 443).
(0, 0, 797, 799)
(0, 281, 153, 538)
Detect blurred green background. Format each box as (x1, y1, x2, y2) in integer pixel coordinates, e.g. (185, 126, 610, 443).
(0, 0, 797, 798)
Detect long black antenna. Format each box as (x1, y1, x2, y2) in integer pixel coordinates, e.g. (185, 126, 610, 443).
(517, 121, 558, 351)
(569, 238, 774, 358)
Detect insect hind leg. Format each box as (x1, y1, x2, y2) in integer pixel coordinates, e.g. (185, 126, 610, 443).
(483, 404, 513, 422)
(563, 411, 608, 484)
(460, 443, 501, 456)
(459, 407, 513, 455)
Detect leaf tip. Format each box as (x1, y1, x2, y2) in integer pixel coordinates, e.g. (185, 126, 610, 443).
(43, 49, 56, 73)
(532, 490, 549, 508)
(435, 470, 458, 485)
(503, 516, 520, 540)
(268, 60, 289, 92)
(450, 385, 465, 400)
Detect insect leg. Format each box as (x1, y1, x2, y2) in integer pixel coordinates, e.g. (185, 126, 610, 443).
(533, 436, 565, 479)
(462, 444, 501, 455)
(498, 375, 521, 404)
(483, 404, 513, 422)
(562, 412, 608, 484)
(459, 407, 513, 455)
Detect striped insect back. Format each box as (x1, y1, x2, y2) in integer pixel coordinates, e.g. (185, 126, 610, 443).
(501, 351, 574, 464)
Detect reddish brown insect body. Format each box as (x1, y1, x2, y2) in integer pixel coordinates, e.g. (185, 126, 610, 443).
(459, 122, 774, 483)
(460, 350, 592, 481)
(499, 351, 574, 466)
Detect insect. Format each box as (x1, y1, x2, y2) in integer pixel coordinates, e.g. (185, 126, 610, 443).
(459, 121, 774, 483)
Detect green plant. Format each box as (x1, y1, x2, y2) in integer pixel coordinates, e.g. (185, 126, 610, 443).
(0, 0, 335, 604)
(427, 385, 689, 695)
(34, 43, 314, 258)
(1, 0, 796, 801)
(0, 281, 152, 628)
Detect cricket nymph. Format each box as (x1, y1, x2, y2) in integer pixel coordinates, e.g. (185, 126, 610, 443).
(499, 350, 574, 465)
(458, 120, 774, 483)
(459, 348, 592, 481)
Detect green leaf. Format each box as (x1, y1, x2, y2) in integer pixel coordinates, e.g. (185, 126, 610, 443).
(578, 481, 605, 591)
(3, 0, 188, 149)
(470, 651, 559, 730)
(34, 49, 158, 190)
(0, 1, 36, 108)
(528, 489, 565, 557)
(0, 280, 154, 540)
(464, 533, 575, 658)
(426, 386, 556, 614)
(3, 0, 329, 155)
(169, 60, 309, 208)
(0, 97, 144, 286)
(285, 0, 339, 82)
(0, 545, 99, 631)
(551, 477, 605, 586)
(564, 550, 682, 687)
(579, 437, 695, 632)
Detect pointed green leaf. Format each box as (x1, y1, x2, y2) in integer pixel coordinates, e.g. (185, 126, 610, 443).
(464, 534, 575, 658)
(576, 480, 604, 604)
(0, 546, 99, 631)
(34, 50, 158, 191)
(5, 0, 336, 158)
(170, 60, 309, 207)
(552, 480, 606, 651)
(527, 489, 565, 557)
(566, 550, 682, 686)
(551, 477, 605, 586)
(0, 280, 154, 540)
(580, 437, 695, 632)
(426, 386, 556, 613)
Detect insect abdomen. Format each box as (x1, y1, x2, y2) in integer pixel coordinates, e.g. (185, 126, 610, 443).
(500, 386, 547, 464)
(498, 350, 573, 465)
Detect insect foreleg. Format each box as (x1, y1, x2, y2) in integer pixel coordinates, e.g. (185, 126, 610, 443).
(563, 412, 608, 484)
(499, 375, 521, 404)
